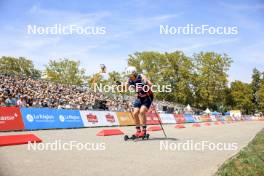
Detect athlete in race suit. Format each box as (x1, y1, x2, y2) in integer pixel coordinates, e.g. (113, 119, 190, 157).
(125, 66, 154, 137)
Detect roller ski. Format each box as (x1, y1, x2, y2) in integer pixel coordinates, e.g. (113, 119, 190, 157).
(124, 130, 150, 141)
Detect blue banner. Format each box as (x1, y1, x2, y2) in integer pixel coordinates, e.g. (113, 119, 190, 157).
(183, 114, 195, 123)
(21, 108, 84, 130)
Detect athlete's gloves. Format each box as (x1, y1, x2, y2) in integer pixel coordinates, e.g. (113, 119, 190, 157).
(116, 81, 121, 85)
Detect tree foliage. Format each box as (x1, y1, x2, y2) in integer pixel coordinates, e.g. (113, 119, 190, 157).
(230, 81, 254, 114)
(44, 59, 86, 85)
(128, 51, 232, 111)
(256, 82, 264, 113)
(0, 56, 41, 78)
(192, 52, 232, 110)
(128, 51, 194, 104)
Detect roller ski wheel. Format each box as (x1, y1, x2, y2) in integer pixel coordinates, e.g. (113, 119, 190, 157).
(145, 133, 150, 140)
(131, 135, 137, 140)
(124, 135, 129, 141)
(124, 133, 150, 141)
(142, 133, 150, 140)
(124, 134, 137, 141)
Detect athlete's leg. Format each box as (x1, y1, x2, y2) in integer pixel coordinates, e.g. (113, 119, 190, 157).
(138, 95, 153, 135)
(132, 108, 141, 136)
(132, 108, 140, 127)
(139, 106, 148, 125)
(139, 105, 149, 134)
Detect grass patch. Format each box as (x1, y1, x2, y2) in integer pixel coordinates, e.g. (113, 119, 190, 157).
(215, 128, 264, 176)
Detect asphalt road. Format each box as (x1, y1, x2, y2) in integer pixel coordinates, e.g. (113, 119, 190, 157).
(0, 121, 263, 176)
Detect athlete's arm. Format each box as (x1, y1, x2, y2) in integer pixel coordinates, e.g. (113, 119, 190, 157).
(141, 75, 152, 86)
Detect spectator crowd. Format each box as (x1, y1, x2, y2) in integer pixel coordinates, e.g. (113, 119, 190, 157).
(0, 74, 132, 111)
(0, 74, 187, 112)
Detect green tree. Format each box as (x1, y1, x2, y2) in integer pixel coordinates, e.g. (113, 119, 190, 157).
(256, 82, 264, 113)
(108, 71, 122, 85)
(44, 59, 86, 85)
(230, 81, 254, 114)
(160, 51, 194, 104)
(128, 51, 162, 83)
(193, 52, 232, 110)
(222, 87, 233, 113)
(251, 68, 263, 112)
(128, 51, 164, 98)
(0, 56, 41, 78)
(127, 51, 194, 104)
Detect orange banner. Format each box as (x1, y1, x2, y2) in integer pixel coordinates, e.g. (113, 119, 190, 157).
(116, 112, 134, 126)
(200, 115, 212, 122)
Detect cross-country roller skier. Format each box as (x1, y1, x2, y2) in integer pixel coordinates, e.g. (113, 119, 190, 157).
(117, 66, 154, 139)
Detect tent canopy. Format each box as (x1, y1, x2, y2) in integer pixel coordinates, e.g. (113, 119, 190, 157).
(185, 104, 192, 112)
(204, 108, 211, 114)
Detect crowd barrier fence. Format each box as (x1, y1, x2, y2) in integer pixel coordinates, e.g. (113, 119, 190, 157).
(0, 107, 262, 131)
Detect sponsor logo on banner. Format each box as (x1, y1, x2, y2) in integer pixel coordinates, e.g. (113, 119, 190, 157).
(87, 114, 98, 123)
(26, 113, 55, 123)
(193, 115, 201, 122)
(0, 107, 25, 131)
(144, 106, 160, 125)
(26, 114, 34, 122)
(146, 115, 159, 121)
(59, 114, 82, 122)
(80, 111, 119, 127)
(0, 113, 17, 121)
(146, 108, 160, 125)
(59, 115, 65, 122)
(105, 114, 115, 123)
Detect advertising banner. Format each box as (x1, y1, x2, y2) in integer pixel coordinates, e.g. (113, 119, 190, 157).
(200, 115, 212, 122)
(98, 111, 119, 126)
(21, 108, 84, 130)
(80, 111, 119, 127)
(209, 115, 217, 122)
(56, 109, 84, 128)
(173, 114, 186, 124)
(193, 115, 201, 122)
(224, 115, 233, 121)
(242, 115, 252, 121)
(116, 112, 134, 126)
(230, 110, 242, 120)
(212, 115, 219, 121)
(146, 109, 160, 125)
(183, 114, 195, 123)
(258, 116, 264, 121)
(0, 107, 25, 131)
(159, 114, 176, 124)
